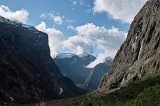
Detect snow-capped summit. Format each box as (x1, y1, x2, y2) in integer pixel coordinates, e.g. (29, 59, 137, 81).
(0, 16, 41, 35)
(78, 53, 90, 58)
(56, 53, 76, 59)
(0, 16, 20, 25)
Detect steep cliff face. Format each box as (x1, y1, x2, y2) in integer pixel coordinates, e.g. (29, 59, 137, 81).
(0, 16, 85, 103)
(99, 0, 160, 92)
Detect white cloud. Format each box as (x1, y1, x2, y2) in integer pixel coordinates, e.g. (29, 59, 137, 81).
(76, 23, 127, 57)
(36, 22, 64, 57)
(40, 13, 63, 25)
(53, 16, 63, 25)
(62, 35, 95, 55)
(62, 23, 126, 67)
(36, 22, 126, 67)
(86, 51, 109, 68)
(74, 23, 127, 68)
(40, 13, 49, 18)
(93, 0, 148, 23)
(0, 5, 29, 23)
(63, 23, 127, 57)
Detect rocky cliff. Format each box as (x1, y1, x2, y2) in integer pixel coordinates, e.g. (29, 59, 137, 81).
(0, 16, 85, 103)
(99, 0, 160, 92)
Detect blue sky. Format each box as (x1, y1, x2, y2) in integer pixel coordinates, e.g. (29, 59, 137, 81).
(0, 0, 129, 36)
(0, 0, 147, 67)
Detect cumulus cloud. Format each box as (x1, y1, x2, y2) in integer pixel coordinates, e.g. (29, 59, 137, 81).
(76, 23, 127, 57)
(62, 35, 95, 55)
(36, 22, 64, 57)
(0, 5, 29, 23)
(93, 0, 148, 23)
(75, 23, 127, 68)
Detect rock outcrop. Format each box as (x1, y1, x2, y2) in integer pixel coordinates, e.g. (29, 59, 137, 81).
(99, 0, 160, 92)
(0, 16, 85, 103)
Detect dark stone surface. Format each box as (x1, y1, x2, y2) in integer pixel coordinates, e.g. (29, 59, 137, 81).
(0, 16, 85, 103)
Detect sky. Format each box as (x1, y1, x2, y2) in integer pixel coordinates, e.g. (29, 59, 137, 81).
(0, 0, 148, 68)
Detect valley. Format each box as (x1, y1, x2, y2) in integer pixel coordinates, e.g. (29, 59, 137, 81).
(54, 53, 112, 90)
(0, 0, 160, 106)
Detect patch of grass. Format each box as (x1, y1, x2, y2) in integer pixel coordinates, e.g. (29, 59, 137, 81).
(80, 72, 160, 106)
(80, 93, 105, 106)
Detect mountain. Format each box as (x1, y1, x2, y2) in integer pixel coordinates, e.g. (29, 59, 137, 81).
(21, 1, 160, 105)
(55, 53, 95, 84)
(0, 16, 86, 104)
(99, 0, 160, 92)
(54, 53, 112, 90)
(88, 61, 112, 89)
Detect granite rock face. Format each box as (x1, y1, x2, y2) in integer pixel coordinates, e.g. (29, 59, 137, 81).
(99, 0, 160, 92)
(0, 16, 85, 103)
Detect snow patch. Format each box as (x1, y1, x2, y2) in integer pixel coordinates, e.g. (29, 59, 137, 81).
(56, 53, 75, 59)
(132, 43, 137, 52)
(0, 16, 21, 25)
(83, 69, 94, 86)
(9, 97, 14, 102)
(59, 87, 64, 95)
(78, 53, 89, 58)
(22, 24, 32, 28)
(138, 39, 144, 60)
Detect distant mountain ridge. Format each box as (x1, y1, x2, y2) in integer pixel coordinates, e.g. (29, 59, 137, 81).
(55, 53, 112, 90)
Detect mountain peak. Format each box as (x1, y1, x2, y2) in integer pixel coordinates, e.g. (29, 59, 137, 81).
(56, 53, 95, 60)
(78, 53, 90, 57)
(56, 53, 76, 59)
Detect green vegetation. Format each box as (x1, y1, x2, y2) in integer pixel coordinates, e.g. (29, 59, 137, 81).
(80, 73, 160, 106)
(80, 93, 105, 106)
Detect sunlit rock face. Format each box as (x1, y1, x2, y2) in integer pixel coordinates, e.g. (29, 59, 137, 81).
(0, 16, 85, 103)
(99, 0, 160, 92)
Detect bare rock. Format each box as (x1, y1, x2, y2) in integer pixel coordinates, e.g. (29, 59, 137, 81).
(99, 0, 160, 92)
